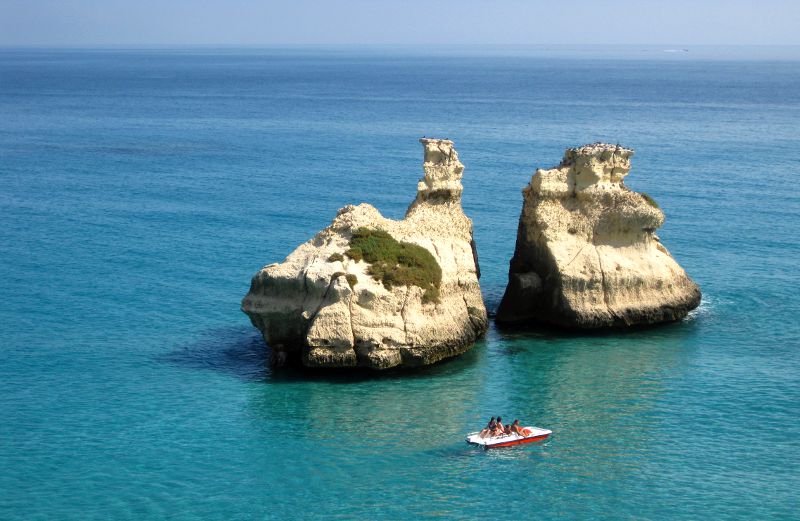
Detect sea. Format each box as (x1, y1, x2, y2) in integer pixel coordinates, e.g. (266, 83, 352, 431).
(1, 45, 799, 520)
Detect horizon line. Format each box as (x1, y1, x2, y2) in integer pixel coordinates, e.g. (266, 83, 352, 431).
(2, 43, 800, 48)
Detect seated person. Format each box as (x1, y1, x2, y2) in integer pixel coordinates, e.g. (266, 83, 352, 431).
(509, 419, 531, 437)
(511, 420, 531, 438)
(479, 417, 496, 438)
(492, 417, 506, 437)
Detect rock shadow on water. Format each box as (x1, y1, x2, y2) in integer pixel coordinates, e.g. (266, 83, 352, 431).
(479, 297, 700, 363)
(494, 313, 699, 340)
(160, 325, 271, 382)
(161, 325, 485, 384)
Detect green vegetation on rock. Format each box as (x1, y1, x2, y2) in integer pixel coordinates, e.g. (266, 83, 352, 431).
(345, 227, 442, 303)
(327, 252, 344, 262)
(640, 192, 660, 209)
(332, 271, 358, 289)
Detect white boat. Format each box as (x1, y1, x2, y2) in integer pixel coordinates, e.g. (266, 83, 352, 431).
(465, 427, 552, 449)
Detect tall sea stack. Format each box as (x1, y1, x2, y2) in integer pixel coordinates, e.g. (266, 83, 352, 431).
(242, 138, 488, 369)
(497, 143, 701, 328)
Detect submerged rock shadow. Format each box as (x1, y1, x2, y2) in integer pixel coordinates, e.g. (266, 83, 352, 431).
(161, 325, 272, 382)
(161, 324, 485, 384)
(489, 290, 709, 342)
(493, 312, 700, 340)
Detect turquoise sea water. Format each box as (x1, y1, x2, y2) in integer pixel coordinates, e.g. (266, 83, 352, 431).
(1, 46, 799, 519)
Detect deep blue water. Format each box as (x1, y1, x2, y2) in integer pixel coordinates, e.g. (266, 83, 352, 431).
(1, 46, 799, 520)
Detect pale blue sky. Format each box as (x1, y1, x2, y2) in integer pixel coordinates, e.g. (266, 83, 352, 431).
(1, 0, 798, 46)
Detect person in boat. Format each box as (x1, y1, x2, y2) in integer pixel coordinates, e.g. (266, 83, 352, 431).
(479, 417, 496, 438)
(509, 419, 527, 437)
(493, 416, 506, 437)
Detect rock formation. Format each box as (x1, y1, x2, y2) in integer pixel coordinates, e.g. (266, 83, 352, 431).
(496, 143, 701, 328)
(242, 138, 488, 369)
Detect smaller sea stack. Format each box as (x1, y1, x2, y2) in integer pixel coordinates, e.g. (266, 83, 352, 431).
(497, 143, 701, 328)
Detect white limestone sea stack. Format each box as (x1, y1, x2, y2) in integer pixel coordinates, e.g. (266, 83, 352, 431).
(242, 138, 488, 369)
(496, 143, 701, 328)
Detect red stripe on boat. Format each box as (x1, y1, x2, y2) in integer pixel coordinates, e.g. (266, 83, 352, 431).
(484, 434, 549, 448)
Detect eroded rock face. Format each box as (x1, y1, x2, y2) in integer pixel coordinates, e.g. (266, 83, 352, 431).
(242, 138, 488, 369)
(497, 143, 701, 328)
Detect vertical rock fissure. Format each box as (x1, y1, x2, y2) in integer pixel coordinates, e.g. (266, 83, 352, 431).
(462, 294, 479, 331)
(348, 288, 357, 352)
(399, 287, 410, 345)
(309, 277, 336, 323)
(594, 237, 616, 322)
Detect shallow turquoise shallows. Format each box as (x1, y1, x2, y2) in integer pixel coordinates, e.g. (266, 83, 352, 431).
(2, 46, 799, 520)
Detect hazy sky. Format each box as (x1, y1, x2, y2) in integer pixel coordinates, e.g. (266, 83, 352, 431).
(1, 0, 798, 46)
